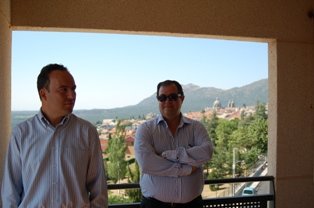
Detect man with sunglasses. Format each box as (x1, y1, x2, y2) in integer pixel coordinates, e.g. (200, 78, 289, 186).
(135, 80, 214, 208)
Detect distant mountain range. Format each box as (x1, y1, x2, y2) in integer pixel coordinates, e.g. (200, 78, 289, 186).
(12, 78, 268, 126)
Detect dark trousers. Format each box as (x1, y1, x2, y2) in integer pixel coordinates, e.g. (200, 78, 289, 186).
(141, 195, 203, 208)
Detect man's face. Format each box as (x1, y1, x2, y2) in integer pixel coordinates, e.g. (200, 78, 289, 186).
(41, 70, 76, 117)
(158, 84, 184, 120)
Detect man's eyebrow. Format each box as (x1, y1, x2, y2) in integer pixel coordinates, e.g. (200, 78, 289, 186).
(58, 84, 76, 88)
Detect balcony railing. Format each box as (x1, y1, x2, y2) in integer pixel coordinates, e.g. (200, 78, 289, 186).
(108, 175, 275, 208)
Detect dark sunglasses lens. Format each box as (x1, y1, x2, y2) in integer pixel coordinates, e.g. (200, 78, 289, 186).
(157, 95, 167, 102)
(157, 94, 180, 102)
(167, 94, 179, 101)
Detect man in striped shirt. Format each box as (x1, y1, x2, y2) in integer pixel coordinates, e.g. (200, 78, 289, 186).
(1, 64, 108, 207)
(135, 80, 214, 208)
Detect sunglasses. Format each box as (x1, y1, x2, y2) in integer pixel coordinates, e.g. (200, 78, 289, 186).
(157, 93, 182, 102)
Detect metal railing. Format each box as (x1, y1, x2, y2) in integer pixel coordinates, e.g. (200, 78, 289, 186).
(108, 176, 275, 208)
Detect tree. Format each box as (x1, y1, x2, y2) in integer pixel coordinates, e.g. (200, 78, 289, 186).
(208, 119, 239, 179)
(255, 102, 268, 120)
(248, 117, 268, 154)
(228, 103, 268, 175)
(207, 111, 219, 144)
(107, 120, 127, 183)
(202, 111, 219, 175)
(125, 161, 141, 202)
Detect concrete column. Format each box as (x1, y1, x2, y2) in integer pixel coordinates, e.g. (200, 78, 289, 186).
(275, 41, 314, 208)
(0, 0, 12, 182)
(267, 41, 277, 178)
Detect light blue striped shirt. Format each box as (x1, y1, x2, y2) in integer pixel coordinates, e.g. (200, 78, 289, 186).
(1, 111, 108, 208)
(135, 115, 213, 203)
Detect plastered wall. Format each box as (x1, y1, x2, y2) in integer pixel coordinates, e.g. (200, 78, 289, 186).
(1, 1, 314, 207)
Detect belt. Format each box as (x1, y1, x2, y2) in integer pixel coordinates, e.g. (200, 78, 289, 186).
(142, 195, 202, 207)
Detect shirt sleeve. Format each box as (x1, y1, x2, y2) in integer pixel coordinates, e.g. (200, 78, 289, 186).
(86, 127, 108, 208)
(135, 123, 192, 177)
(162, 121, 214, 167)
(1, 129, 23, 207)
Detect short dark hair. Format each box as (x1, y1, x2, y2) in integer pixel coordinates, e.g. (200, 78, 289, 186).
(156, 80, 184, 96)
(37, 64, 68, 99)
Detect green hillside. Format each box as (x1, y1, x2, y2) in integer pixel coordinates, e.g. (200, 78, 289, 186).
(12, 79, 268, 126)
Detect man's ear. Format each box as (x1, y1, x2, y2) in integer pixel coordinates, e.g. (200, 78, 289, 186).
(39, 88, 47, 101)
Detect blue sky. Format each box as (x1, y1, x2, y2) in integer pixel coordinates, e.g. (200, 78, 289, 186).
(12, 31, 268, 111)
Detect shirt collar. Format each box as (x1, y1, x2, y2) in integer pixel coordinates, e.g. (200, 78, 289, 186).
(157, 114, 192, 127)
(38, 109, 71, 128)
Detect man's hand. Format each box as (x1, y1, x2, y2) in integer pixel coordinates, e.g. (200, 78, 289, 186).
(191, 166, 198, 174)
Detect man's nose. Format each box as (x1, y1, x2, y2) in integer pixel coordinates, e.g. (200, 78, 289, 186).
(67, 90, 76, 99)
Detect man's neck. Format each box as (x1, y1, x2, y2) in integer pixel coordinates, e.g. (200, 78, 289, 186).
(41, 109, 65, 127)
